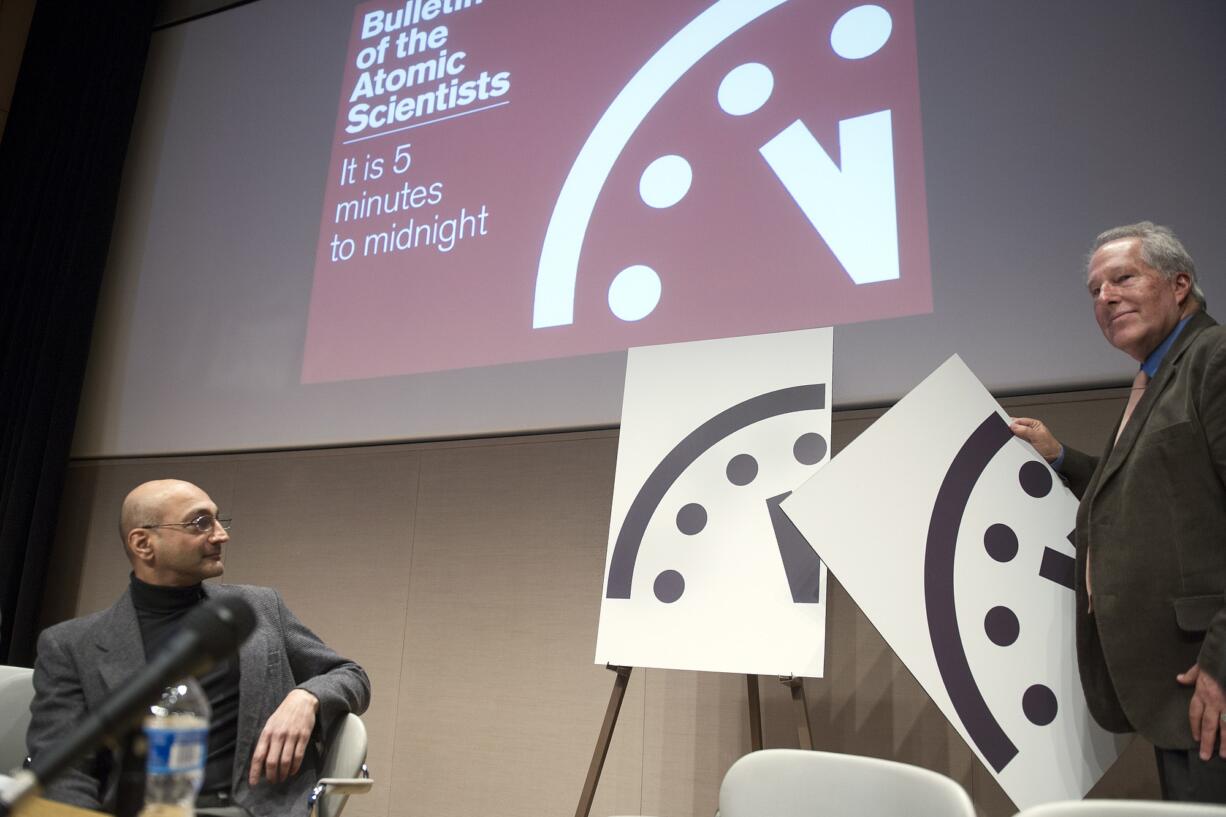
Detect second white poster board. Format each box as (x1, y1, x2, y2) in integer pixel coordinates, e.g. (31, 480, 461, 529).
(782, 355, 1126, 808)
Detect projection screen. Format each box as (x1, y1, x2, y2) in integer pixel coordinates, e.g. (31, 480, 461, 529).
(73, 0, 1226, 456)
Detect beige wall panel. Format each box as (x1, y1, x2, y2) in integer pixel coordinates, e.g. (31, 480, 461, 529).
(638, 669, 749, 817)
(829, 410, 879, 454)
(43, 462, 129, 627)
(1086, 738, 1160, 798)
(390, 432, 646, 817)
(222, 449, 422, 817)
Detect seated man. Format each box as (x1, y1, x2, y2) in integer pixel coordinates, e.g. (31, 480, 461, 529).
(26, 479, 371, 817)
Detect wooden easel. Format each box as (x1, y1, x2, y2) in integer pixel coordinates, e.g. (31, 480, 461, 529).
(574, 665, 633, 817)
(574, 666, 816, 817)
(746, 674, 815, 751)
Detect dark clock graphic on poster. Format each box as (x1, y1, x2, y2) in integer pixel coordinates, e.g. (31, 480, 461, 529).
(781, 356, 1126, 810)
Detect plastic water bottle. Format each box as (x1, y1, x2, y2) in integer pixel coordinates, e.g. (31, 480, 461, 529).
(140, 678, 211, 817)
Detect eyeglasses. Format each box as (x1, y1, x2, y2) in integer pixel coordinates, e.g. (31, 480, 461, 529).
(141, 514, 233, 534)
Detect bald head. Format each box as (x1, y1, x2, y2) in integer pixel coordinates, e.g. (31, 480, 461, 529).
(119, 480, 200, 553)
(118, 480, 228, 586)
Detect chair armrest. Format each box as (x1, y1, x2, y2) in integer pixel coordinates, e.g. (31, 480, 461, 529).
(308, 771, 375, 814)
(314, 778, 374, 795)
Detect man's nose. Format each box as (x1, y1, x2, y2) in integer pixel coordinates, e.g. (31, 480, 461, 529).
(1096, 282, 1120, 304)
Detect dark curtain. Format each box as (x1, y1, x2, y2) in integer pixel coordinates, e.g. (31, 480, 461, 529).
(0, 1, 156, 665)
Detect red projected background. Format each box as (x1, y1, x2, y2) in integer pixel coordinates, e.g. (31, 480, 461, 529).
(302, 0, 930, 383)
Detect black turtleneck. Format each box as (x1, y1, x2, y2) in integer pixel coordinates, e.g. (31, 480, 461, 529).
(129, 574, 240, 795)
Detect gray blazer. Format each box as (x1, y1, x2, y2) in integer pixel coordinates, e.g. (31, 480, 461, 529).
(26, 583, 371, 817)
(1060, 310, 1226, 749)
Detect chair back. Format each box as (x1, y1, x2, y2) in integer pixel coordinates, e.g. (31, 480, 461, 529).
(315, 713, 368, 817)
(718, 748, 974, 817)
(1016, 800, 1226, 816)
(0, 665, 34, 774)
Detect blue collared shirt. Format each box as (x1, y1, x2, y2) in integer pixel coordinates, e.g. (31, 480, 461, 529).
(1141, 314, 1193, 378)
(1051, 314, 1194, 468)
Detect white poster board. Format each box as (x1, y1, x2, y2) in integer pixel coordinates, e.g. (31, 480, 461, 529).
(595, 328, 832, 676)
(781, 355, 1126, 808)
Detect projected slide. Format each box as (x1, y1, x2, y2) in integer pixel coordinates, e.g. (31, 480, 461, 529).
(302, 0, 931, 382)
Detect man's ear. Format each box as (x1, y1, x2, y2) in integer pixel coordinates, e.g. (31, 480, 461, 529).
(1173, 271, 1193, 306)
(128, 528, 155, 564)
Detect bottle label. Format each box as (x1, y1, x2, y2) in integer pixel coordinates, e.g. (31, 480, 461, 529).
(145, 724, 208, 774)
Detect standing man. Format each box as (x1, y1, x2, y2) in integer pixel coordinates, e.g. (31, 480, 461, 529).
(1012, 222, 1226, 801)
(26, 479, 371, 817)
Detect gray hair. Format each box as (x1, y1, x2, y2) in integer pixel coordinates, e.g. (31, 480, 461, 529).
(1091, 221, 1206, 307)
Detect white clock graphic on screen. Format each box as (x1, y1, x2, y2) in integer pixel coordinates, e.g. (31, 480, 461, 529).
(534, 1, 901, 329)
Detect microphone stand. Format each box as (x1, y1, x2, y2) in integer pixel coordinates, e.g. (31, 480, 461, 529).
(115, 729, 147, 817)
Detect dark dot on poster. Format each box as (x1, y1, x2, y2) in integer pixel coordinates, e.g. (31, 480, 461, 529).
(984, 523, 1019, 562)
(676, 503, 707, 535)
(726, 454, 758, 486)
(793, 433, 828, 465)
(1022, 684, 1058, 726)
(654, 570, 685, 603)
(1019, 461, 1053, 498)
(985, 606, 1020, 646)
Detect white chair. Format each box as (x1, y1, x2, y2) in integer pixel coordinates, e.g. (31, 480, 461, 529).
(1015, 800, 1226, 817)
(309, 712, 372, 817)
(0, 665, 34, 775)
(196, 712, 371, 817)
(717, 748, 975, 817)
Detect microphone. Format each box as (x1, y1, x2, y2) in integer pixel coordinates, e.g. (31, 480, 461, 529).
(0, 594, 257, 814)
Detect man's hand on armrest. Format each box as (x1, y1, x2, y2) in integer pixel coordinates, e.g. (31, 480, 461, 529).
(248, 689, 320, 786)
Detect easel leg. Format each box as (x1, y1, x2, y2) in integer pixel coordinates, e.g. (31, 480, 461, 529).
(575, 665, 633, 817)
(780, 676, 815, 750)
(746, 674, 763, 751)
